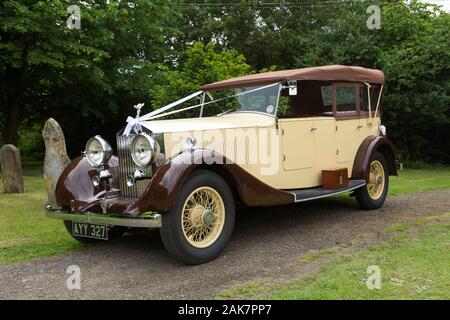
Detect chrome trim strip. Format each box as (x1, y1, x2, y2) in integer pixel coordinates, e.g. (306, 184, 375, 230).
(291, 181, 366, 203)
(221, 110, 276, 118)
(46, 206, 161, 228)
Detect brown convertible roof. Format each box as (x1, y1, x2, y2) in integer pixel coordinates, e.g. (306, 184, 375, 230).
(201, 65, 384, 90)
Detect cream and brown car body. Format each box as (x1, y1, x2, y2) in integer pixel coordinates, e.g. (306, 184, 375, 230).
(47, 65, 397, 264)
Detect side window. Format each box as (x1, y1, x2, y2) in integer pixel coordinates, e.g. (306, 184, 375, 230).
(361, 85, 380, 112)
(335, 86, 356, 112)
(321, 86, 332, 112)
(277, 95, 295, 118)
(277, 96, 291, 117)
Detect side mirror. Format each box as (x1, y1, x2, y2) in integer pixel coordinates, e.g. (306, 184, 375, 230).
(288, 80, 297, 96)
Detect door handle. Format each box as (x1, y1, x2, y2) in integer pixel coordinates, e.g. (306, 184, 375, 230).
(311, 127, 317, 131)
(357, 125, 363, 129)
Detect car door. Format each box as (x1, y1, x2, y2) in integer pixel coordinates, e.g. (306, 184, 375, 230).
(279, 118, 315, 171)
(312, 117, 336, 170)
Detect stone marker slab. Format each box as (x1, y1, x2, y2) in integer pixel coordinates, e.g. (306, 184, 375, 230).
(0, 144, 24, 193)
(42, 118, 71, 208)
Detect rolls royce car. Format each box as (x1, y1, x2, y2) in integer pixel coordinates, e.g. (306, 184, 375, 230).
(46, 65, 397, 264)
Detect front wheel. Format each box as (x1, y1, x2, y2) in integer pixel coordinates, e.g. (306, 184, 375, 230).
(159, 170, 235, 264)
(355, 151, 389, 210)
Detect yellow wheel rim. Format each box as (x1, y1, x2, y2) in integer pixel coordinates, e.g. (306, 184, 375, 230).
(367, 160, 385, 200)
(181, 187, 225, 248)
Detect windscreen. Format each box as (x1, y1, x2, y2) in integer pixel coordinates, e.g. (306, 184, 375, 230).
(208, 83, 281, 117)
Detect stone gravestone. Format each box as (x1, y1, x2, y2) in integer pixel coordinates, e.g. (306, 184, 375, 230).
(42, 118, 71, 208)
(0, 144, 24, 193)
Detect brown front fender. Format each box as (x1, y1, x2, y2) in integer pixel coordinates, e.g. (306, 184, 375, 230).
(55, 155, 123, 210)
(131, 149, 294, 214)
(351, 135, 397, 182)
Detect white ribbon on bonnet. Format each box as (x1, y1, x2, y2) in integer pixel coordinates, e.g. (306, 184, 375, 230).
(122, 82, 282, 136)
(123, 91, 204, 135)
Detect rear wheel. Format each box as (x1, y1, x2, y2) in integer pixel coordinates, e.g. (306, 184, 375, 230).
(355, 152, 389, 210)
(63, 221, 126, 244)
(160, 170, 235, 264)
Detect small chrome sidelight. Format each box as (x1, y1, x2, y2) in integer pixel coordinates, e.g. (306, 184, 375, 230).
(126, 169, 149, 187)
(92, 176, 101, 188)
(380, 125, 387, 136)
(91, 169, 112, 188)
(183, 136, 197, 152)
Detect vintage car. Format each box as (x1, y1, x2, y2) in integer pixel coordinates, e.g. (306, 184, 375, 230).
(46, 65, 397, 264)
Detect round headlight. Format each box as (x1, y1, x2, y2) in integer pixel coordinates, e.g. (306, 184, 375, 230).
(130, 133, 160, 167)
(85, 135, 113, 167)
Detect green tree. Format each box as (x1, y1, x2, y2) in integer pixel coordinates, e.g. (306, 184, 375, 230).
(150, 41, 253, 114)
(0, 0, 177, 151)
(379, 1, 450, 162)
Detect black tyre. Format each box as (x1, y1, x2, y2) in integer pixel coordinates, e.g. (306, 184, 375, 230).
(63, 221, 126, 244)
(159, 170, 235, 265)
(355, 151, 389, 210)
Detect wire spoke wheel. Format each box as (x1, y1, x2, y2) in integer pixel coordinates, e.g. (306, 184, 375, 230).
(160, 170, 235, 264)
(367, 160, 385, 200)
(181, 186, 225, 248)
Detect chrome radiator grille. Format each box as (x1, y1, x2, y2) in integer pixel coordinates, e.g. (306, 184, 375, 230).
(116, 134, 150, 198)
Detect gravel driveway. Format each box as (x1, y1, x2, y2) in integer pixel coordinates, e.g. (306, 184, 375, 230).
(1, 189, 450, 299)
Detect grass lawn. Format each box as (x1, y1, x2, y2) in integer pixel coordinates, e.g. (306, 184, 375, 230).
(388, 168, 450, 196)
(0, 164, 83, 265)
(218, 213, 450, 299)
(0, 166, 450, 265)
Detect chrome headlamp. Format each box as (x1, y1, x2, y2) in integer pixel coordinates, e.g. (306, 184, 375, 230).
(130, 133, 160, 167)
(85, 135, 113, 167)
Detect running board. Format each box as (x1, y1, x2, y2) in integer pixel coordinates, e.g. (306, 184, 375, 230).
(288, 180, 366, 203)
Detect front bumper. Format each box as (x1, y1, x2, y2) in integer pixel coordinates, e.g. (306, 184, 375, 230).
(45, 205, 161, 228)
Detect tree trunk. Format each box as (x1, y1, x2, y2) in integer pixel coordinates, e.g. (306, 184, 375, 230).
(3, 99, 20, 146)
(2, 67, 25, 146)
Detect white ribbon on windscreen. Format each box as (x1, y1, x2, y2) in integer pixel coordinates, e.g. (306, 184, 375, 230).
(123, 82, 280, 136)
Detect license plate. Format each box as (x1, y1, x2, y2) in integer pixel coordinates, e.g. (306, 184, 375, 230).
(72, 222, 108, 240)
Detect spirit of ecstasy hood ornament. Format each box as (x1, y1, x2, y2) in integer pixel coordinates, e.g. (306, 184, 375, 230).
(134, 103, 145, 117)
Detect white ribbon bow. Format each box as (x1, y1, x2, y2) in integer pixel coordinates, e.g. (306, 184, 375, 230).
(121, 83, 281, 136)
(122, 91, 204, 136)
(123, 116, 143, 136)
